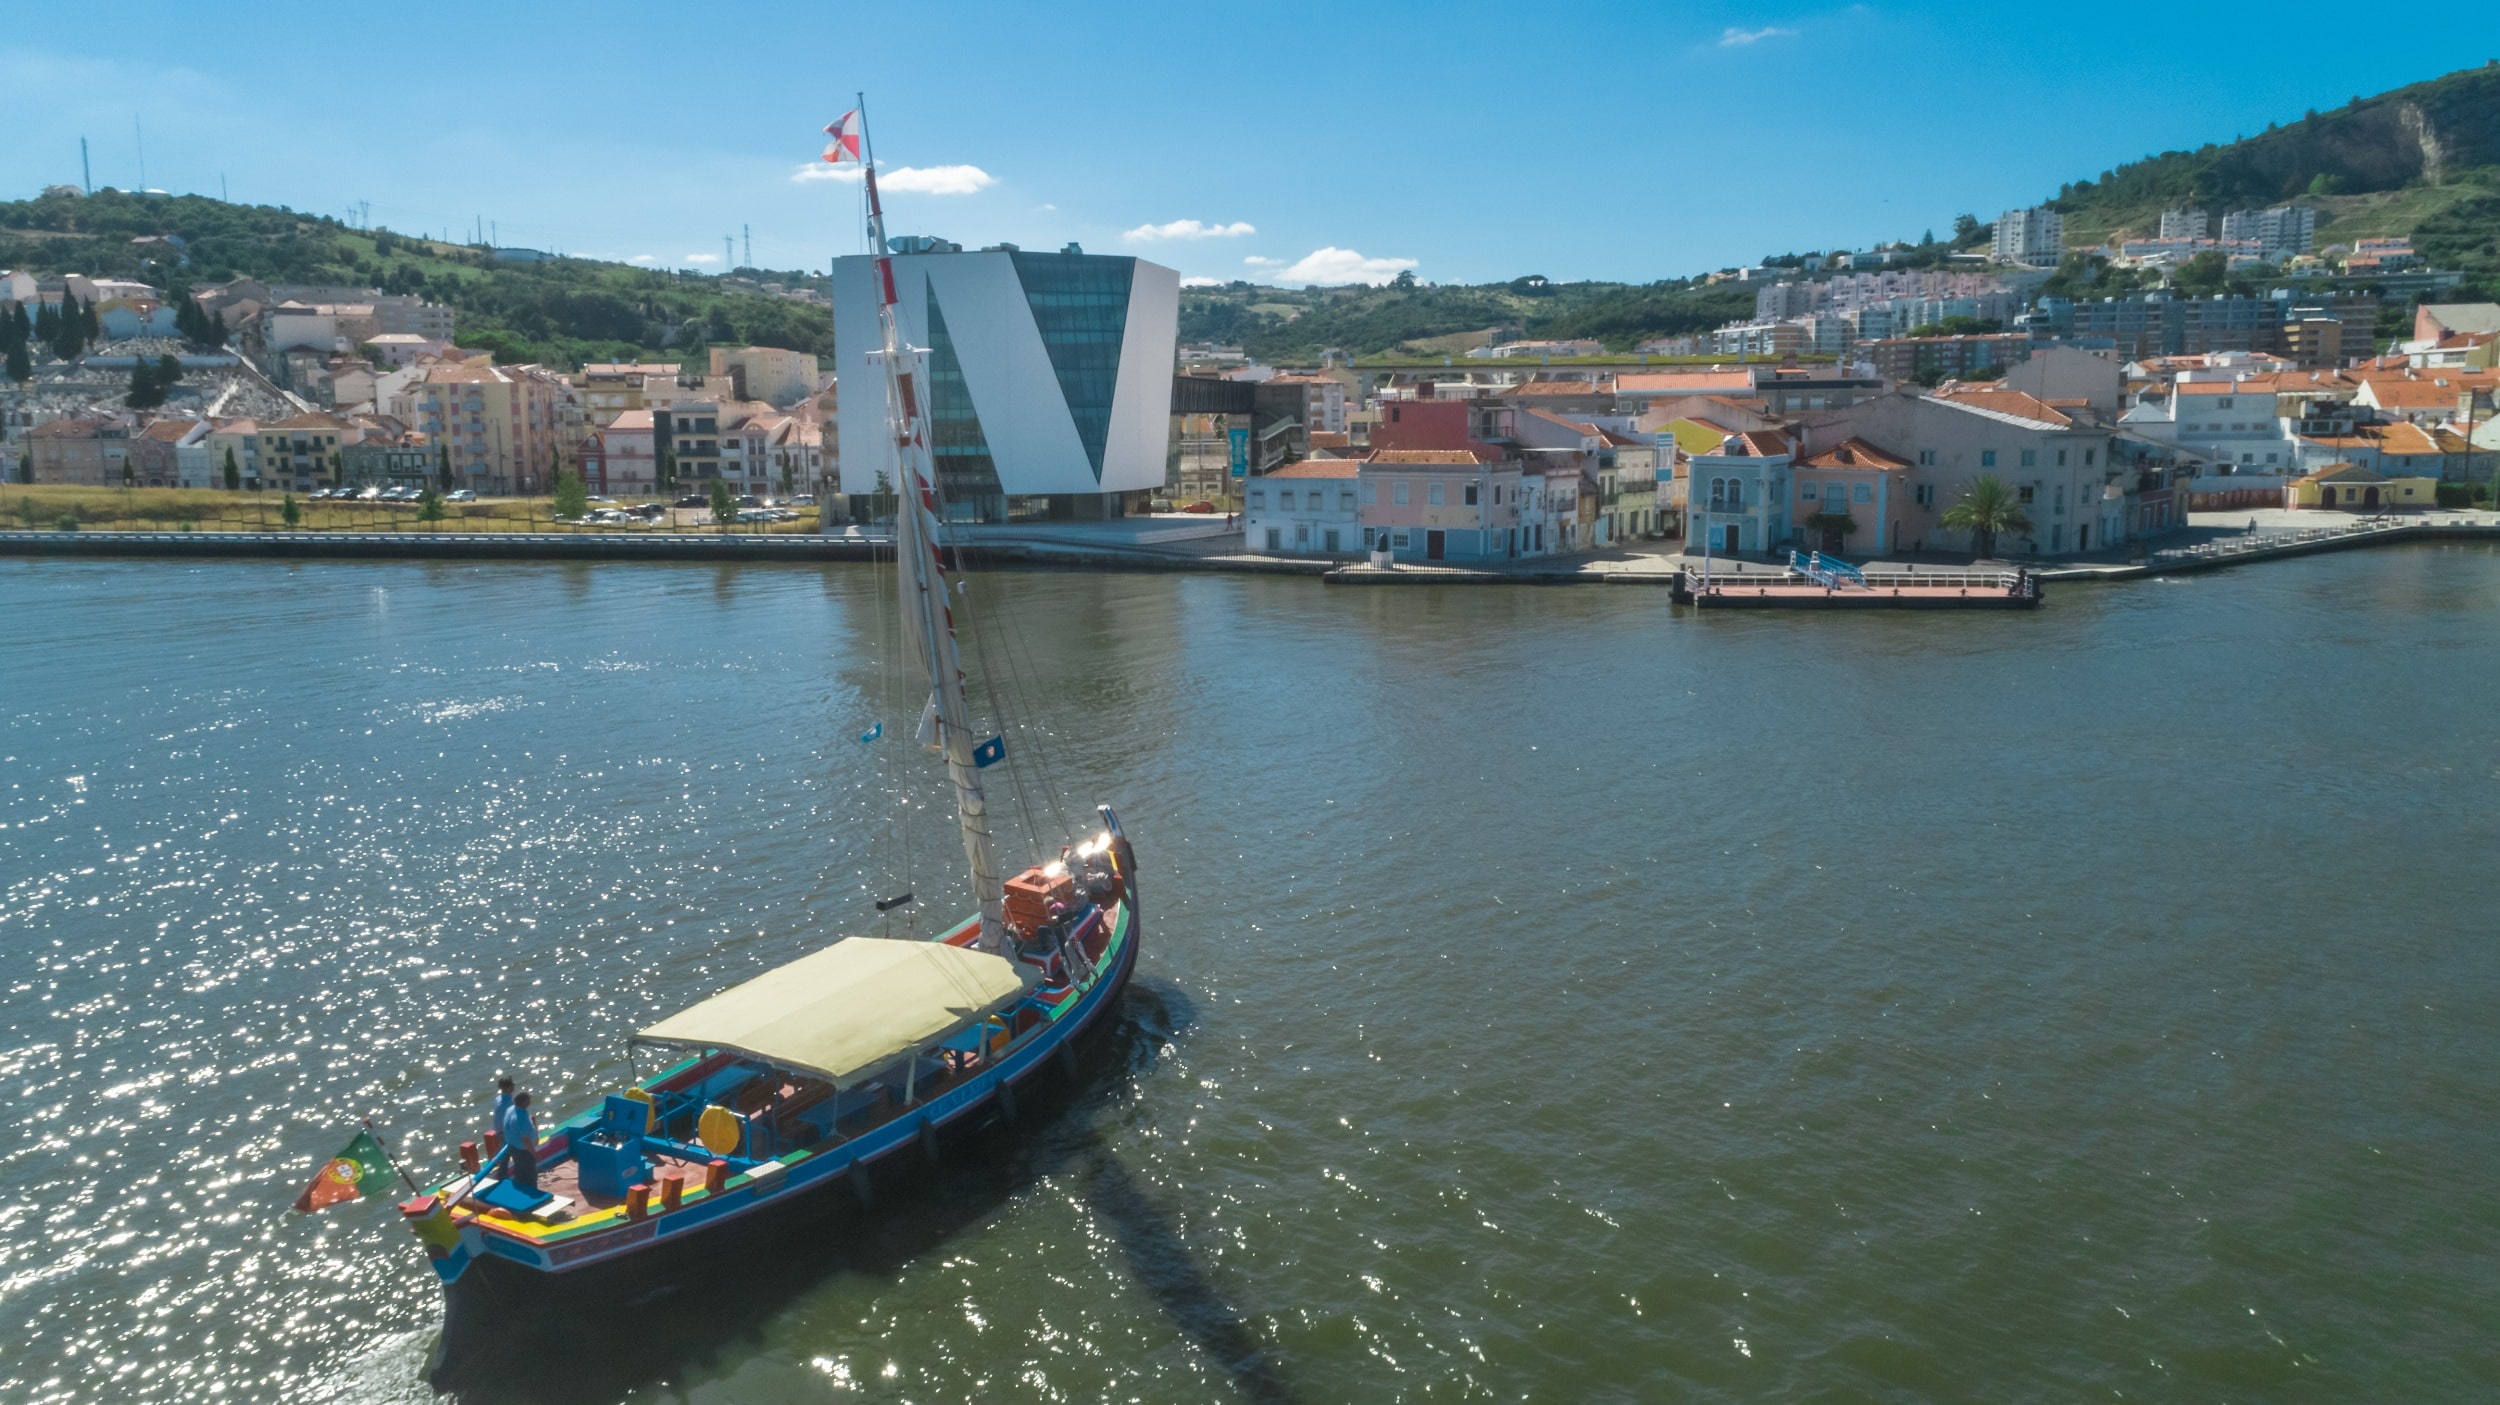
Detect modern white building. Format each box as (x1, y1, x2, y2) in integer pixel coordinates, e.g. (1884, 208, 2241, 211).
(833, 242, 1179, 521)
(1992, 206, 2065, 267)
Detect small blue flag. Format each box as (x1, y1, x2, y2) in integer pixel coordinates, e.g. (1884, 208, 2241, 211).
(858, 722, 882, 744)
(972, 736, 1005, 768)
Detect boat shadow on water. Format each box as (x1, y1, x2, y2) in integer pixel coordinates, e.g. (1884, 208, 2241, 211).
(430, 979, 1296, 1405)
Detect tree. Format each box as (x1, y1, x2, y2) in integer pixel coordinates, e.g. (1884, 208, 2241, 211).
(709, 476, 735, 530)
(125, 358, 165, 408)
(221, 444, 241, 491)
(416, 486, 446, 528)
(52, 296, 86, 361)
(3, 342, 26, 384)
(776, 450, 792, 499)
(657, 444, 677, 495)
(437, 443, 454, 491)
(552, 466, 588, 519)
(2173, 250, 2230, 297)
(18, 447, 33, 485)
(280, 492, 301, 528)
(1940, 476, 2034, 559)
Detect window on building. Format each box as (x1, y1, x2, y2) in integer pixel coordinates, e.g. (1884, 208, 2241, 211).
(2216, 397, 2233, 409)
(1278, 490, 1295, 512)
(2055, 485, 2066, 513)
(1249, 489, 1265, 508)
(1340, 491, 1355, 510)
(1801, 482, 1819, 500)
(1981, 450, 1997, 468)
(1363, 527, 1377, 549)
(1853, 483, 1871, 503)
(2056, 449, 2068, 466)
(1464, 483, 1479, 506)
(1393, 531, 1411, 548)
(1360, 481, 1376, 504)
(2017, 486, 2035, 504)
(1393, 481, 1409, 506)
(1264, 527, 1280, 550)
(1427, 482, 1445, 507)
(2020, 450, 2037, 468)
(1324, 529, 1340, 552)
(1914, 483, 1934, 506)
(1919, 449, 1936, 465)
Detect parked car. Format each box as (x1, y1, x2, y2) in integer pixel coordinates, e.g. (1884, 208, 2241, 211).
(1182, 501, 1219, 514)
(447, 489, 478, 503)
(630, 503, 668, 519)
(737, 495, 764, 508)
(788, 495, 816, 506)
(674, 495, 709, 508)
(354, 485, 381, 500)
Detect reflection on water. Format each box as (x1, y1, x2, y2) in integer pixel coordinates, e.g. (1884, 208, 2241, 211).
(2, 549, 2498, 1402)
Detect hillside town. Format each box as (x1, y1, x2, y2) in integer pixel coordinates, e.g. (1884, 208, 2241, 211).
(4, 203, 2497, 567)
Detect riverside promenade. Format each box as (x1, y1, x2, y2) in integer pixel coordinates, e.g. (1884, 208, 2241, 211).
(5, 510, 2495, 586)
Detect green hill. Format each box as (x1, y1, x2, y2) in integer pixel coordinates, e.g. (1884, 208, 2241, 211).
(0, 189, 833, 370)
(1179, 276, 1760, 363)
(2049, 61, 2500, 264)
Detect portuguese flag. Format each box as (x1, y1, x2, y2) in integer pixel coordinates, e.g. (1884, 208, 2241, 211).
(294, 1131, 398, 1212)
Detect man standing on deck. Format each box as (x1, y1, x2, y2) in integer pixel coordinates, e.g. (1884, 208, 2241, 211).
(500, 1091, 539, 1193)
(491, 1077, 515, 1131)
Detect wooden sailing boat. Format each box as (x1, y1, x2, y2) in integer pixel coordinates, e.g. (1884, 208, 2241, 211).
(400, 99, 1142, 1341)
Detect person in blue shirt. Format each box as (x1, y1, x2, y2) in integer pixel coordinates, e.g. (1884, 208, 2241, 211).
(499, 1091, 539, 1193)
(490, 1077, 515, 1132)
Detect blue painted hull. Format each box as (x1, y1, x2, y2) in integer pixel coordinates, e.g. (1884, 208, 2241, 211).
(425, 898, 1139, 1379)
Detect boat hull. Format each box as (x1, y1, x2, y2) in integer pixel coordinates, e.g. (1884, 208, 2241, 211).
(426, 898, 1139, 1389)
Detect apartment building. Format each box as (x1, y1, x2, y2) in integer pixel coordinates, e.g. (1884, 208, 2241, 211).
(1992, 206, 2064, 266)
(708, 346, 822, 409)
(27, 415, 131, 485)
(403, 363, 564, 495)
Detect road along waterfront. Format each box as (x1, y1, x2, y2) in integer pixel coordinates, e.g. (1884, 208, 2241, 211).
(1, 549, 2496, 1401)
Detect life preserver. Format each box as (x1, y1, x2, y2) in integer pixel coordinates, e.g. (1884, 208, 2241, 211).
(697, 1103, 743, 1156)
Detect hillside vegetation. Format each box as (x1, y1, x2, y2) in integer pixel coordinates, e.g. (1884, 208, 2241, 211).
(1179, 276, 1759, 362)
(0, 190, 833, 369)
(2050, 61, 2500, 264)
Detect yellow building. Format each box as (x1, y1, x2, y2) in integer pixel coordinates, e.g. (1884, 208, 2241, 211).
(2288, 462, 2435, 511)
(707, 346, 821, 409)
(406, 362, 564, 495)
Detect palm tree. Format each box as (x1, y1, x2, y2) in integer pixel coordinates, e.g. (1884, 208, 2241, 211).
(1940, 476, 2033, 559)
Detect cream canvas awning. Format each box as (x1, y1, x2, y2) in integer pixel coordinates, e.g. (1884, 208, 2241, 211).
(637, 937, 1025, 1087)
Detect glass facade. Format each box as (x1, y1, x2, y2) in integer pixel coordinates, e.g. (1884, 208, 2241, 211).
(1009, 252, 1134, 481)
(922, 279, 1007, 519)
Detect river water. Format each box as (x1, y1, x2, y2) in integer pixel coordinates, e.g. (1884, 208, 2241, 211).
(1, 549, 2496, 1403)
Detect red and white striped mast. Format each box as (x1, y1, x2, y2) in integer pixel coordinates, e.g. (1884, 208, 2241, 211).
(828, 97, 1007, 954)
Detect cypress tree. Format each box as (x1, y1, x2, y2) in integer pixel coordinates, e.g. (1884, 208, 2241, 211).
(222, 444, 241, 492)
(4, 342, 27, 384)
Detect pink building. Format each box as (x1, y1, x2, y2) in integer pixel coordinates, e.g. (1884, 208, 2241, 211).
(1356, 450, 1525, 562)
(582, 410, 656, 496)
(1792, 438, 1912, 555)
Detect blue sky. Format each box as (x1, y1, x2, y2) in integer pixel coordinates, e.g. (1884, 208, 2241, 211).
(1, 4, 2486, 286)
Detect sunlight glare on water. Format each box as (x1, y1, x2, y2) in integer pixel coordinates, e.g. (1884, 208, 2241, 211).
(1, 550, 2496, 1402)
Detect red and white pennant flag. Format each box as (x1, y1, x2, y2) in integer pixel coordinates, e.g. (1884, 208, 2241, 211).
(822, 110, 863, 166)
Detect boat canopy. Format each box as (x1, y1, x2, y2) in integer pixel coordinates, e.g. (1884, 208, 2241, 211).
(636, 937, 1025, 1087)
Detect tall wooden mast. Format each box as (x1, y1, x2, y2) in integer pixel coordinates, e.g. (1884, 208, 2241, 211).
(855, 97, 1007, 954)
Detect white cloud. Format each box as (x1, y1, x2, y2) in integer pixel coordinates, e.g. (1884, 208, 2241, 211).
(1180, 275, 1224, 287)
(685, 253, 720, 265)
(627, 254, 657, 265)
(1251, 247, 1418, 286)
(789, 161, 995, 195)
(1123, 218, 1257, 243)
(1719, 25, 1797, 45)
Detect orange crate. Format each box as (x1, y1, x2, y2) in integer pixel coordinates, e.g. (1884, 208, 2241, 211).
(1003, 865, 1075, 931)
